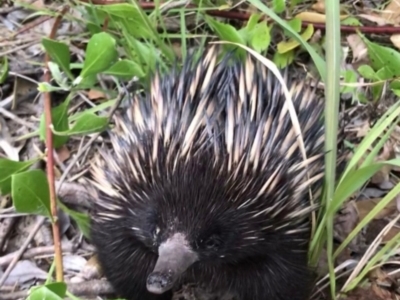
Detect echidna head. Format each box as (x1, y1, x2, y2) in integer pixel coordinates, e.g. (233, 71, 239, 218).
(128, 166, 251, 294)
(92, 142, 314, 296)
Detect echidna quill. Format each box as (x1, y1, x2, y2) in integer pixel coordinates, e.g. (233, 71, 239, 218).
(89, 46, 340, 300)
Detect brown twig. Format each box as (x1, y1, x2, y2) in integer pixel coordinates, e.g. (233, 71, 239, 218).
(0, 244, 76, 268)
(43, 5, 70, 283)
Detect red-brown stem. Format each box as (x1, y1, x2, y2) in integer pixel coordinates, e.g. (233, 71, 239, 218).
(43, 5, 70, 283)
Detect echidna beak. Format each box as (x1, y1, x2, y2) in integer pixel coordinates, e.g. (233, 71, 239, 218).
(146, 232, 198, 294)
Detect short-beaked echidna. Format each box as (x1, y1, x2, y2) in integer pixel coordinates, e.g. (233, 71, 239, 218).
(89, 46, 337, 300)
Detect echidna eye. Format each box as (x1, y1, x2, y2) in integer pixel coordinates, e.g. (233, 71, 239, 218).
(204, 235, 220, 249)
(153, 226, 160, 237)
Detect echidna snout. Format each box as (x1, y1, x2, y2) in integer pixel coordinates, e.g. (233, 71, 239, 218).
(146, 233, 199, 294)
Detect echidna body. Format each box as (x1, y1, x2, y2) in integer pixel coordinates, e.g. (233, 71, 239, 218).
(90, 47, 328, 300)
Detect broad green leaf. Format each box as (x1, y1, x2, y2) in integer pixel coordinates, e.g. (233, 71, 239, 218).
(286, 18, 302, 33)
(206, 16, 245, 46)
(273, 50, 295, 68)
(96, 3, 139, 18)
(249, 21, 271, 53)
(42, 38, 73, 80)
(273, 0, 285, 13)
(37, 82, 70, 93)
(54, 112, 108, 136)
(27, 282, 67, 300)
(104, 59, 145, 79)
(59, 201, 90, 238)
(0, 158, 37, 195)
(341, 17, 362, 26)
(47, 62, 71, 91)
(39, 98, 70, 148)
(277, 24, 314, 54)
(247, 0, 326, 80)
(357, 65, 376, 80)
(245, 14, 262, 32)
(69, 99, 116, 121)
(363, 36, 400, 77)
(80, 32, 118, 79)
(119, 14, 155, 40)
(74, 74, 98, 89)
(11, 169, 52, 219)
(340, 70, 357, 94)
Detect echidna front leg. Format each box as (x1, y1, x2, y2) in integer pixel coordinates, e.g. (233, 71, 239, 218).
(228, 256, 314, 300)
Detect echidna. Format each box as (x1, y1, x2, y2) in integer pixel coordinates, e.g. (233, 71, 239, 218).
(89, 46, 335, 300)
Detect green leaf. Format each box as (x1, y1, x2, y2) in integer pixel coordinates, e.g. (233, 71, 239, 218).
(80, 32, 118, 79)
(277, 24, 314, 54)
(357, 64, 376, 80)
(59, 201, 91, 238)
(249, 21, 271, 53)
(37, 82, 70, 93)
(27, 282, 67, 300)
(286, 18, 302, 33)
(0, 158, 37, 195)
(247, 0, 326, 81)
(96, 3, 139, 18)
(340, 70, 357, 94)
(341, 17, 362, 26)
(206, 16, 245, 46)
(74, 74, 98, 90)
(42, 38, 73, 80)
(100, 4, 154, 39)
(47, 62, 71, 91)
(11, 169, 52, 219)
(103, 59, 145, 79)
(54, 112, 109, 136)
(272, 0, 285, 13)
(362, 36, 400, 77)
(0, 56, 9, 84)
(245, 14, 262, 32)
(273, 50, 295, 68)
(39, 98, 70, 148)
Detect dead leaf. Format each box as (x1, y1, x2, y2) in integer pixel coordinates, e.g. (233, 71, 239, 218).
(346, 34, 368, 64)
(356, 198, 397, 221)
(56, 145, 71, 163)
(295, 12, 349, 23)
(312, 1, 325, 13)
(390, 34, 400, 50)
(87, 89, 106, 100)
(358, 13, 392, 26)
(0, 116, 23, 161)
(63, 255, 87, 273)
(344, 285, 388, 300)
(31, 0, 45, 9)
(334, 201, 366, 253)
(1, 260, 48, 285)
(370, 142, 395, 186)
(71, 254, 102, 283)
(380, 0, 400, 25)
